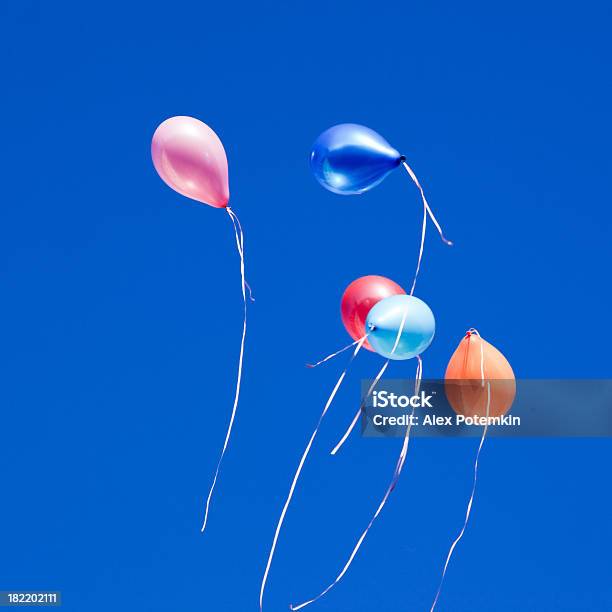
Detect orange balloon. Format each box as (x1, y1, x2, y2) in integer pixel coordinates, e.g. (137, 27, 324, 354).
(444, 331, 516, 418)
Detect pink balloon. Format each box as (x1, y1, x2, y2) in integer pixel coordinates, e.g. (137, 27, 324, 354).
(151, 116, 230, 208)
(341, 275, 406, 352)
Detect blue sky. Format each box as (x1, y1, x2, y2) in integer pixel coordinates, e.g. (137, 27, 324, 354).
(1, 1, 611, 610)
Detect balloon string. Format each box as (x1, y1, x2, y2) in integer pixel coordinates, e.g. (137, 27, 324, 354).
(465, 328, 484, 386)
(330, 359, 389, 455)
(290, 356, 423, 611)
(330, 294, 407, 455)
(227, 207, 255, 302)
(259, 337, 366, 612)
(429, 339, 489, 611)
(200, 209, 249, 533)
(390, 305, 409, 354)
(306, 335, 368, 368)
(402, 160, 453, 247)
(410, 194, 428, 296)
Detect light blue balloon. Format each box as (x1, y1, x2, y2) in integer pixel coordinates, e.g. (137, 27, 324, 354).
(310, 124, 403, 195)
(366, 295, 435, 360)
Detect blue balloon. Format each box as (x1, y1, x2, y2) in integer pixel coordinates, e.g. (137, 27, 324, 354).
(310, 124, 403, 195)
(365, 295, 435, 360)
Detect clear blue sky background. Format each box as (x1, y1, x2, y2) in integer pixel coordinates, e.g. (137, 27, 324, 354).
(1, 1, 611, 611)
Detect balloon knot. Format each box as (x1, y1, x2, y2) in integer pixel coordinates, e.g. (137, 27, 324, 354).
(399, 155, 406, 163)
(466, 331, 472, 339)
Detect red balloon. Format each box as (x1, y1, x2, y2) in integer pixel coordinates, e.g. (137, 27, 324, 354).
(341, 275, 406, 352)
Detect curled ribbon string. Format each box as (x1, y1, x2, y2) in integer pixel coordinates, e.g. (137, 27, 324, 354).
(390, 306, 408, 355)
(290, 355, 423, 611)
(429, 335, 489, 611)
(409, 194, 428, 296)
(466, 328, 484, 385)
(259, 336, 366, 612)
(330, 359, 389, 456)
(330, 288, 409, 456)
(227, 207, 254, 302)
(200, 208, 249, 533)
(402, 160, 453, 247)
(306, 335, 368, 369)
